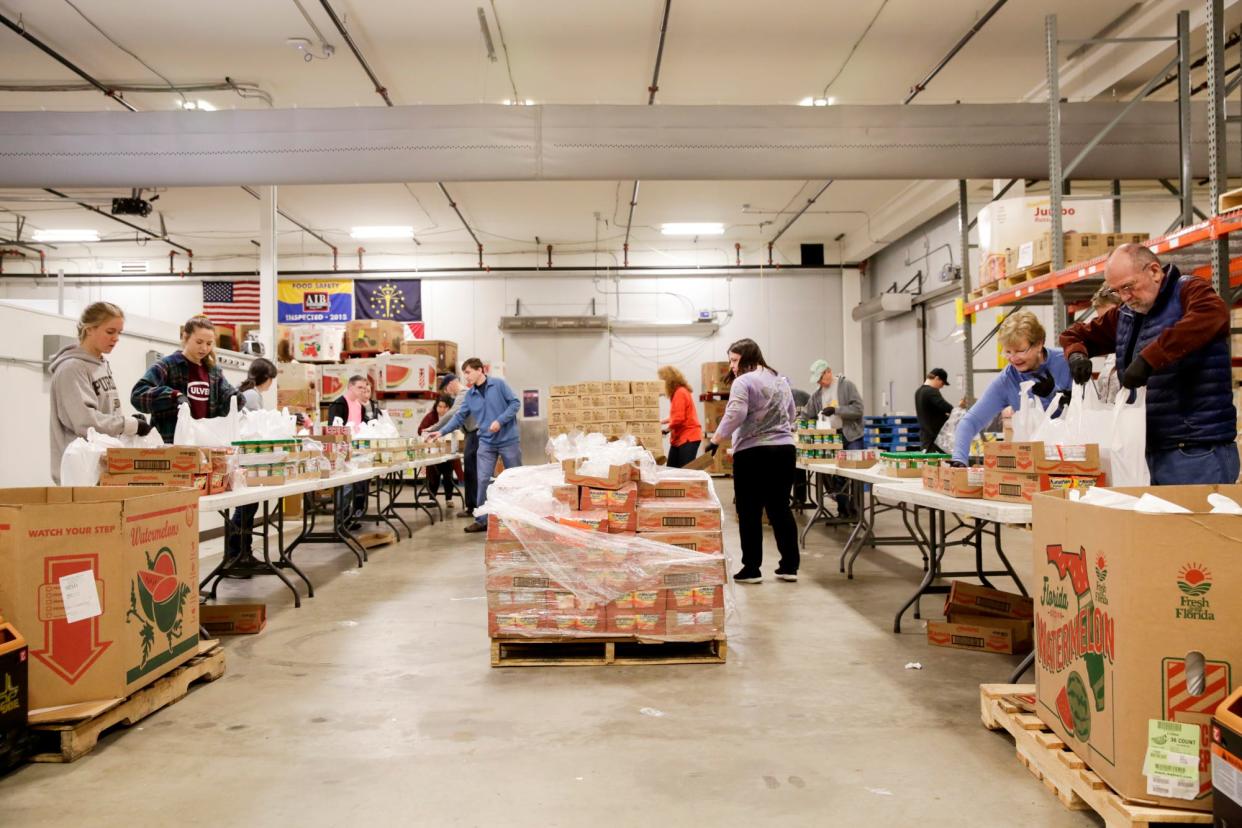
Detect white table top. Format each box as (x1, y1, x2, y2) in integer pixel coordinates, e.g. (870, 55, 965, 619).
(871, 481, 1032, 525)
(799, 461, 912, 487)
(198, 453, 462, 512)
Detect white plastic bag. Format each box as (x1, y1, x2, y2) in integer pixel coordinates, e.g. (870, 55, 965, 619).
(59, 426, 162, 486)
(173, 396, 241, 446)
(238, 407, 298, 440)
(1011, 381, 1050, 442)
(1107, 388, 1150, 487)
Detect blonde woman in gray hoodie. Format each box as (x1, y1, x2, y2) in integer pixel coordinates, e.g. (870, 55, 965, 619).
(49, 302, 152, 483)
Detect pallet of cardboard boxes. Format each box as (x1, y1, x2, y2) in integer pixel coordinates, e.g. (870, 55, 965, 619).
(547, 380, 664, 450)
(484, 459, 727, 666)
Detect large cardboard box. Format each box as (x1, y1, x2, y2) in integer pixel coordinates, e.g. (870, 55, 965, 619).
(0, 487, 200, 709)
(345, 320, 404, 354)
(700, 362, 732, 395)
(290, 324, 344, 363)
(946, 580, 1033, 621)
(1033, 485, 1242, 812)
(378, 354, 438, 394)
(983, 441, 1101, 476)
(200, 603, 266, 636)
(399, 339, 458, 373)
(703, 400, 728, 433)
(319, 364, 353, 404)
(927, 614, 1032, 654)
(983, 469, 1104, 503)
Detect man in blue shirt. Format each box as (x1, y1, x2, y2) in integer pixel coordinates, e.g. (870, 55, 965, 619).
(427, 357, 522, 533)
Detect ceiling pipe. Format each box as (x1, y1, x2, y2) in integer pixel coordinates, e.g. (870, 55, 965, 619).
(766, 180, 834, 265)
(622, 0, 672, 269)
(0, 78, 274, 106)
(0, 237, 55, 254)
(42, 188, 192, 254)
(903, 0, 1010, 104)
(0, 249, 26, 274)
(239, 185, 337, 258)
(0, 12, 137, 111)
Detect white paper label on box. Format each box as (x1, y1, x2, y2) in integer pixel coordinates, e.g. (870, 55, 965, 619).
(1145, 773, 1199, 800)
(1212, 751, 1241, 805)
(58, 570, 102, 624)
(1017, 241, 1034, 269)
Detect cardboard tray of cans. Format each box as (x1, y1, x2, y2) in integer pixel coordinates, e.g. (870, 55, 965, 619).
(483, 462, 728, 643)
(879, 451, 950, 478)
(102, 446, 236, 494)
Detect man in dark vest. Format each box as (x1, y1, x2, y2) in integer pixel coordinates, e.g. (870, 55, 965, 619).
(1060, 243, 1238, 485)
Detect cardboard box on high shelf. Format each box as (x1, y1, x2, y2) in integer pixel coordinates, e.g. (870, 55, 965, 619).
(344, 320, 404, 354)
(703, 400, 728, 433)
(983, 442, 1101, 476)
(1033, 231, 1110, 267)
(398, 339, 458, 374)
(200, 604, 266, 636)
(1032, 485, 1242, 812)
(701, 362, 732, 395)
(1104, 232, 1150, 249)
(0, 487, 200, 709)
(319, 364, 353, 404)
(378, 353, 437, 394)
(277, 361, 320, 414)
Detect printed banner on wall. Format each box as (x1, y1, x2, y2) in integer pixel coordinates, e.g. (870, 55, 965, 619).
(277, 279, 353, 323)
(355, 279, 422, 322)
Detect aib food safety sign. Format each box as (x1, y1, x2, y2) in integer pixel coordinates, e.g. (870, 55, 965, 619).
(278, 279, 353, 323)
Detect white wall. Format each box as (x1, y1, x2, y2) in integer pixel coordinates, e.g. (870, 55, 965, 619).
(0, 300, 250, 490)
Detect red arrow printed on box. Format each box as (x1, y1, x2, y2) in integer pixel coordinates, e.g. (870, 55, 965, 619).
(31, 554, 111, 684)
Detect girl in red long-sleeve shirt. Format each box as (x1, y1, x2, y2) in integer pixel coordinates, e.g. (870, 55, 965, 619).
(419, 395, 465, 501)
(658, 365, 704, 467)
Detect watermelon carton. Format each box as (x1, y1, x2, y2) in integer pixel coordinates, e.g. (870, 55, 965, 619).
(1033, 485, 1242, 812)
(0, 486, 200, 710)
(377, 353, 437, 394)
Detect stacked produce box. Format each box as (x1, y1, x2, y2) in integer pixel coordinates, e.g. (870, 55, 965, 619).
(484, 460, 727, 642)
(99, 445, 235, 493)
(981, 441, 1105, 503)
(546, 381, 664, 448)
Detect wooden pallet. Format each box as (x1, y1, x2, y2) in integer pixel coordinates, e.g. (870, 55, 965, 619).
(28, 640, 226, 763)
(1001, 261, 1053, 288)
(1219, 185, 1242, 213)
(491, 636, 726, 667)
(979, 684, 1211, 828)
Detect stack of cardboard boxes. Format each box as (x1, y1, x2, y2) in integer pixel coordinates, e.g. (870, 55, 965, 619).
(485, 463, 727, 641)
(399, 339, 458, 374)
(795, 424, 842, 463)
(922, 462, 985, 498)
(546, 381, 664, 448)
(99, 446, 234, 494)
(981, 442, 1105, 504)
(926, 581, 1034, 655)
(981, 231, 1150, 291)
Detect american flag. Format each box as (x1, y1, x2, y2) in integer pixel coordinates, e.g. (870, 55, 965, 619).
(202, 281, 260, 323)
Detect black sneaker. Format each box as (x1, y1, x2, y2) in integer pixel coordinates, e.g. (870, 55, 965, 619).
(345, 520, 362, 532)
(464, 522, 486, 534)
(775, 570, 799, 582)
(733, 568, 763, 584)
(455, 509, 474, 519)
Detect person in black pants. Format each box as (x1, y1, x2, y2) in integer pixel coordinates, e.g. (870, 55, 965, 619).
(915, 368, 955, 452)
(706, 338, 800, 584)
(427, 373, 479, 517)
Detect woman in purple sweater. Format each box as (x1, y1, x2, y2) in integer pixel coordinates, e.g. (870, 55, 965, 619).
(707, 338, 799, 584)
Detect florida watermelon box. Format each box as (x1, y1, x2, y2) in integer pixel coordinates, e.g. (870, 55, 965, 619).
(0, 487, 200, 710)
(1032, 485, 1242, 812)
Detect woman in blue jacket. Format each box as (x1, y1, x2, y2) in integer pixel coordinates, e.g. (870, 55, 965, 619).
(951, 311, 1071, 465)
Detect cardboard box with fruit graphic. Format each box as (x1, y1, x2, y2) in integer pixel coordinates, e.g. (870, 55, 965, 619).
(1032, 485, 1242, 812)
(0, 487, 200, 709)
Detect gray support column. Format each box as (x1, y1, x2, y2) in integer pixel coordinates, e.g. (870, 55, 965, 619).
(1207, 0, 1229, 301)
(1047, 15, 1067, 336)
(1177, 10, 1194, 229)
(958, 179, 975, 400)
(258, 186, 278, 360)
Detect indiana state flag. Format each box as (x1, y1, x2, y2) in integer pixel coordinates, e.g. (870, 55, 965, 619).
(355, 279, 422, 322)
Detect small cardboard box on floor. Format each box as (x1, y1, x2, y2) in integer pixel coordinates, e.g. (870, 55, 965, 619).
(1032, 485, 1242, 812)
(0, 487, 200, 710)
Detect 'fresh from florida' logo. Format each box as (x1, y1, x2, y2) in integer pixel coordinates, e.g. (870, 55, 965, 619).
(1176, 564, 1214, 621)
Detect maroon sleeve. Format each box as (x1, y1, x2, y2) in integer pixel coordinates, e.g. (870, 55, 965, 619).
(1059, 306, 1120, 359)
(1140, 278, 1230, 370)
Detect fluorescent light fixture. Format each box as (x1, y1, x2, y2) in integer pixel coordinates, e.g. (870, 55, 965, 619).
(661, 222, 725, 236)
(350, 226, 415, 240)
(798, 97, 814, 106)
(178, 100, 216, 111)
(502, 99, 535, 106)
(33, 229, 100, 242)
(800, 97, 835, 107)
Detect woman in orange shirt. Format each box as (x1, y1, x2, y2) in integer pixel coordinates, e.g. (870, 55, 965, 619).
(658, 366, 704, 468)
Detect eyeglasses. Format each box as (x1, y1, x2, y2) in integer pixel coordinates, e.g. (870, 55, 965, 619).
(1001, 343, 1038, 360)
(1108, 281, 1139, 298)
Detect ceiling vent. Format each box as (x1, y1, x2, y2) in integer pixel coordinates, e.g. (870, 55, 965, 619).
(119, 260, 150, 274)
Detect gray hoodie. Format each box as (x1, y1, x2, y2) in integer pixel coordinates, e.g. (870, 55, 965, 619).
(802, 375, 865, 444)
(49, 345, 138, 484)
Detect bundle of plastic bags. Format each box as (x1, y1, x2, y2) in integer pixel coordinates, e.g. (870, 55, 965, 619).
(60, 426, 164, 486)
(173, 397, 241, 446)
(1025, 382, 1150, 487)
(237, 407, 299, 441)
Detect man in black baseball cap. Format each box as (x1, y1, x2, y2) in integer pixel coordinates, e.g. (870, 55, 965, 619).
(915, 368, 954, 452)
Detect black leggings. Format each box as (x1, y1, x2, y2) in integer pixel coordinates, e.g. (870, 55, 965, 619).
(731, 444, 799, 574)
(667, 440, 700, 468)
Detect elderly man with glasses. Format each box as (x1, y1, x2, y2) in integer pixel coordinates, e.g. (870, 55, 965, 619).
(1059, 243, 1238, 485)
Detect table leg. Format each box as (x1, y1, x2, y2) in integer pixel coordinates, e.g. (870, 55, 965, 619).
(380, 472, 413, 539)
(894, 507, 943, 633)
(270, 498, 314, 598)
(992, 522, 1027, 596)
(801, 471, 832, 548)
(198, 508, 233, 598)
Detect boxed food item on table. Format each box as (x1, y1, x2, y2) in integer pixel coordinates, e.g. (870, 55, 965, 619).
(983, 469, 1104, 503)
(1032, 485, 1242, 812)
(939, 465, 984, 498)
(0, 487, 200, 708)
(880, 452, 948, 478)
(835, 448, 879, 469)
(106, 446, 207, 475)
(345, 320, 403, 354)
(983, 442, 1101, 476)
(399, 339, 458, 373)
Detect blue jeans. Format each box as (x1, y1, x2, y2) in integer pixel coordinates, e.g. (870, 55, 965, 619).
(475, 440, 523, 526)
(1147, 443, 1240, 486)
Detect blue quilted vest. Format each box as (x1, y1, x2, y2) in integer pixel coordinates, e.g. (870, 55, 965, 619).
(1114, 265, 1236, 450)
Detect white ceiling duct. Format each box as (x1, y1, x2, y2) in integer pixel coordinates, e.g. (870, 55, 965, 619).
(0, 102, 1235, 188)
(851, 293, 912, 322)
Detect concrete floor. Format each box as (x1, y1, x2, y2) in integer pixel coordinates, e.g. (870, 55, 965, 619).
(0, 480, 1101, 827)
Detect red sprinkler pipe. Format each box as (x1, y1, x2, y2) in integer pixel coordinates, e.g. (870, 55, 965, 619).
(735, 242, 741, 266)
(357, 247, 365, 270)
(546, 244, 553, 268)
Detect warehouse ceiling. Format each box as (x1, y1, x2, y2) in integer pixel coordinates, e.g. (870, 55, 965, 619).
(0, 0, 1238, 270)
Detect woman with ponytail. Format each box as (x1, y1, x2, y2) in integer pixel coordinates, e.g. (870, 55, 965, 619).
(132, 315, 239, 443)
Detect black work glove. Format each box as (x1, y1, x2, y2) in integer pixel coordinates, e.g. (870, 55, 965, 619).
(1068, 352, 1093, 385)
(820, 406, 836, 417)
(1052, 389, 1072, 419)
(133, 415, 153, 437)
(1029, 371, 1055, 399)
(947, 460, 967, 468)
(705, 441, 720, 456)
(1121, 355, 1153, 389)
